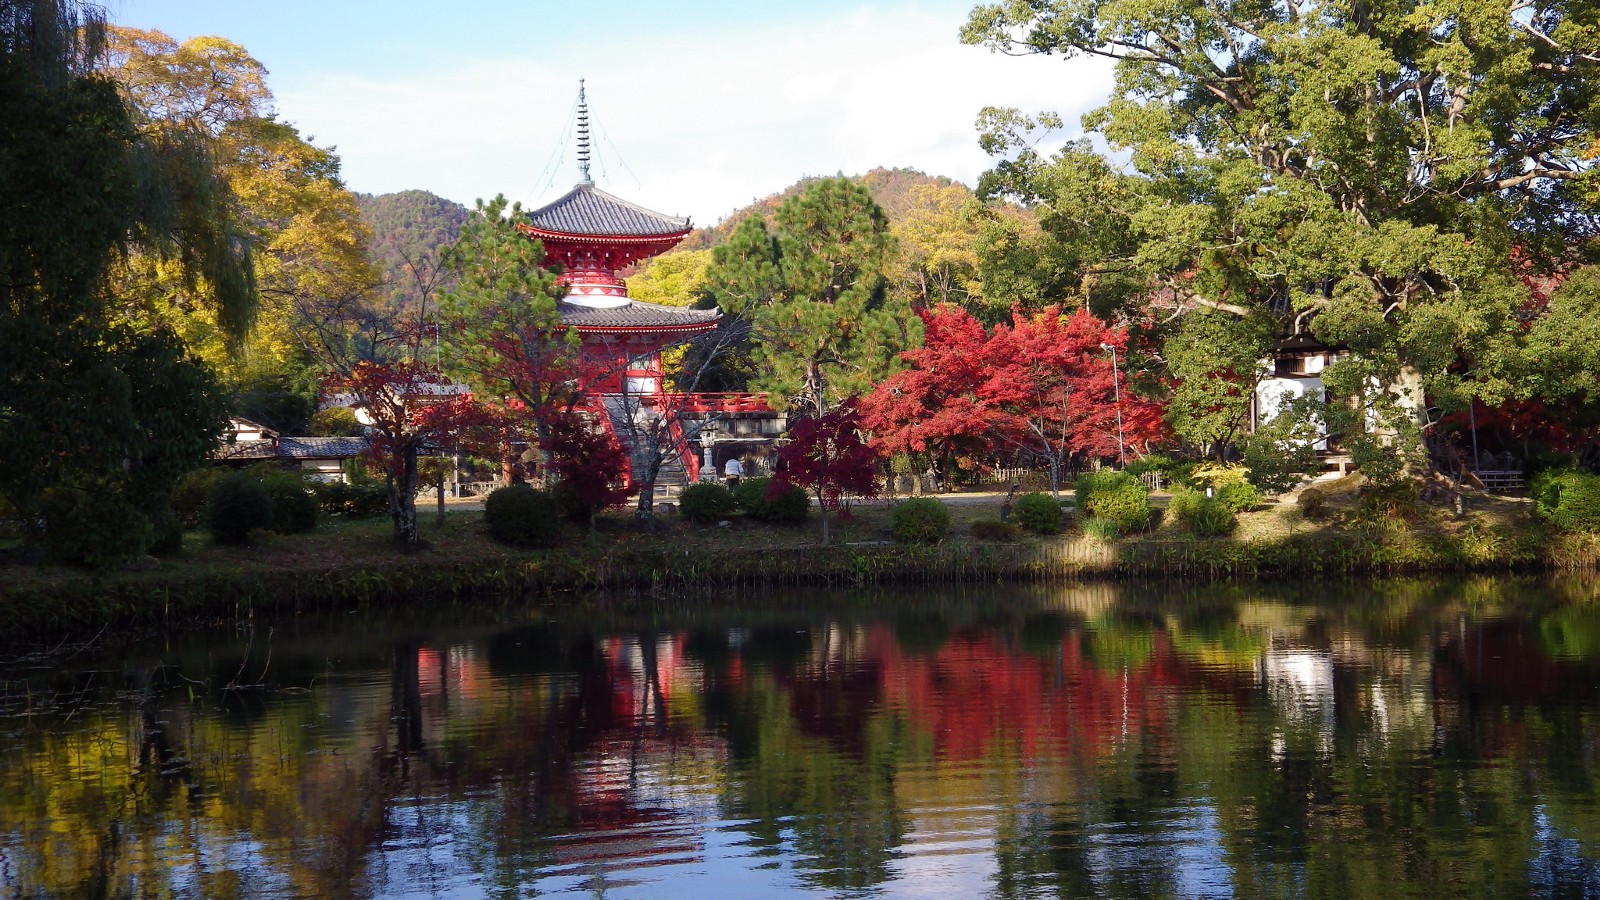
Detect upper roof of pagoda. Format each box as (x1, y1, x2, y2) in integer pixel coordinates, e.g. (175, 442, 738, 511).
(524, 183, 691, 240)
(559, 297, 719, 334)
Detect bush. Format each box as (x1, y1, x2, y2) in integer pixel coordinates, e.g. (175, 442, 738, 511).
(315, 479, 389, 518)
(550, 479, 592, 524)
(38, 486, 155, 567)
(1013, 492, 1063, 534)
(1216, 481, 1263, 513)
(261, 472, 319, 533)
(970, 518, 1020, 541)
(171, 467, 227, 529)
(680, 482, 738, 523)
(890, 497, 950, 543)
(1169, 487, 1236, 537)
(484, 484, 560, 548)
(1532, 470, 1600, 533)
(1297, 487, 1328, 519)
(207, 474, 273, 545)
(1083, 517, 1121, 542)
(735, 476, 809, 523)
(1074, 471, 1152, 534)
(1189, 463, 1249, 490)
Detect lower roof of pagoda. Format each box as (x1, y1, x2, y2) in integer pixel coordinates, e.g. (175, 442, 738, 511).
(559, 298, 720, 335)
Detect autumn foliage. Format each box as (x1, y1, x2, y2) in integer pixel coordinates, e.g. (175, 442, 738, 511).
(774, 404, 881, 544)
(861, 305, 1167, 481)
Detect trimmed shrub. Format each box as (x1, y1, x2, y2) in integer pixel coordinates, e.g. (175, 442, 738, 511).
(484, 484, 560, 548)
(1074, 471, 1152, 534)
(1216, 481, 1263, 513)
(1169, 487, 1236, 537)
(172, 467, 227, 529)
(1083, 517, 1120, 542)
(261, 473, 319, 534)
(39, 486, 155, 567)
(680, 482, 738, 523)
(1297, 487, 1327, 519)
(1532, 470, 1600, 533)
(970, 518, 1020, 542)
(736, 477, 809, 523)
(892, 498, 951, 544)
(315, 479, 389, 518)
(207, 474, 273, 545)
(1012, 492, 1063, 534)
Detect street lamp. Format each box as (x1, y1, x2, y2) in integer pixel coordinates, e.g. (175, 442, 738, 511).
(1100, 342, 1126, 466)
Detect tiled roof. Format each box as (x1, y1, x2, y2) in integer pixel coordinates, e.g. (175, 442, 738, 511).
(559, 299, 719, 330)
(214, 439, 277, 461)
(212, 436, 370, 461)
(526, 184, 690, 237)
(279, 437, 370, 459)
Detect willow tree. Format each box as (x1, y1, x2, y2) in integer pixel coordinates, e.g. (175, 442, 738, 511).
(0, 0, 254, 563)
(965, 0, 1599, 477)
(101, 27, 375, 431)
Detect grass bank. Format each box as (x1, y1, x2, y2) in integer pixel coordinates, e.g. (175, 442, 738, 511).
(2, 492, 1596, 639)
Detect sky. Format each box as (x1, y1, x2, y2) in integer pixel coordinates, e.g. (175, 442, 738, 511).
(106, 1, 1113, 225)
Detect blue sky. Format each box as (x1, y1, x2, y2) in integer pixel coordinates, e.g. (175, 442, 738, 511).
(107, 1, 1111, 224)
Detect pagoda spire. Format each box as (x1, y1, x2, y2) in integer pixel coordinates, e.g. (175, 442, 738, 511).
(576, 78, 592, 185)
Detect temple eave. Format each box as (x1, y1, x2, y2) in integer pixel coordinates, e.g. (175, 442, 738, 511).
(518, 223, 691, 245)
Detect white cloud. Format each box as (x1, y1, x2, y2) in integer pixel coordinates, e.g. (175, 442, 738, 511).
(277, 4, 1113, 223)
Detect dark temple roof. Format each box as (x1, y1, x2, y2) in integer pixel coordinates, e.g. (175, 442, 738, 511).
(525, 183, 691, 237)
(215, 435, 371, 462)
(558, 299, 719, 330)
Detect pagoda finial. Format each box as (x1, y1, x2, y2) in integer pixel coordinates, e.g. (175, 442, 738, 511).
(576, 78, 592, 186)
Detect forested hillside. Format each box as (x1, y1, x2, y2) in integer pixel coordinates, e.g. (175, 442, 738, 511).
(358, 190, 469, 319)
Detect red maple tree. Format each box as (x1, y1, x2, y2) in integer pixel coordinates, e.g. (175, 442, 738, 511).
(860, 305, 1167, 493)
(543, 409, 630, 527)
(859, 305, 994, 479)
(325, 360, 500, 551)
(979, 306, 1166, 492)
(774, 403, 881, 545)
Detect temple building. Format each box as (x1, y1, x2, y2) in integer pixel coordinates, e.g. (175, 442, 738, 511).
(519, 82, 780, 489)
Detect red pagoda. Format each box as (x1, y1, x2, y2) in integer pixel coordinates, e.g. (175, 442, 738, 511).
(519, 82, 775, 488)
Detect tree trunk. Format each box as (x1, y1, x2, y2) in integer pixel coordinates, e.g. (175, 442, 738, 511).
(819, 496, 830, 546)
(635, 478, 657, 529)
(390, 444, 422, 553)
(435, 467, 446, 527)
(1048, 452, 1061, 498)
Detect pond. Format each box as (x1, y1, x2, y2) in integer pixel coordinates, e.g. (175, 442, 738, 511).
(2, 577, 1599, 898)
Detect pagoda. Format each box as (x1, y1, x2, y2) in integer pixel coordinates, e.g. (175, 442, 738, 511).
(519, 81, 770, 487)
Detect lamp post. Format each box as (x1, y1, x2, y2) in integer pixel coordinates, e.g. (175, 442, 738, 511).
(1100, 342, 1126, 466)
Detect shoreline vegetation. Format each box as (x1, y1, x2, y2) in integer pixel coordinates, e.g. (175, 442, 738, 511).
(3, 488, 1596, 641)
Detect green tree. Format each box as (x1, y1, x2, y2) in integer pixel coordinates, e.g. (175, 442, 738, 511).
(439, 194, 575, 449)
(963, 0, 1599, 475)
(0, 1, 249, 562)
(1165, 309, 1278, 458)
(101, 27, 375, 418)
(705, 177, 918, 413)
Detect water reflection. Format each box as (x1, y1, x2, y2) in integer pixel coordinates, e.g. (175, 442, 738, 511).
(2, 578, 1599, 898)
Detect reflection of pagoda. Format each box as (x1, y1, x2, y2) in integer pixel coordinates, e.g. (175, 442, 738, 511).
(519, 81, 779, 488)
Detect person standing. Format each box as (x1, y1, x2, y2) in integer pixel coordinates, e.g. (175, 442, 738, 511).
(724, 455, 744, 491)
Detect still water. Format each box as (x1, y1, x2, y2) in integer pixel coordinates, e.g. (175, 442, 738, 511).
(3, 578, 1599, 898)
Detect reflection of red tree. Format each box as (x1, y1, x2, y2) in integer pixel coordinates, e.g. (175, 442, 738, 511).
(763, 627, 1201, 765)
(1431, 623, 1596, 757)
(871, 629, 1183, 763)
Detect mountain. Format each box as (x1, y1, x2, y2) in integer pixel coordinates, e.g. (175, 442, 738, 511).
(358, 190, 470, 315)
(676, 167, 966, 251)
